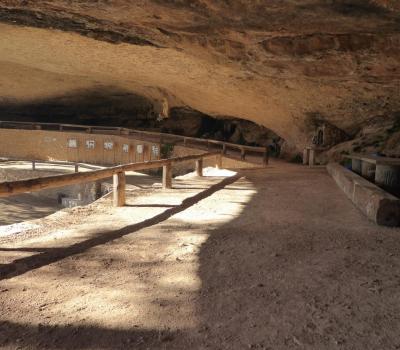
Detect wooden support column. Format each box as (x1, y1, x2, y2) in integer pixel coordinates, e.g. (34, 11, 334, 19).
(32, 160, 36, 171)
(163, 163, 172, 189)
(303, 148, 309, 165)
(216, 154, 223, 169)
(222, 144, 227, 155)
(196, 159, 203, 176)
(74, 164, 79, 173)
(240, 148, 246, 160)
(263, 147, 269, 166)
(309, 149, 315, 167)
(113, 171, 126, 207)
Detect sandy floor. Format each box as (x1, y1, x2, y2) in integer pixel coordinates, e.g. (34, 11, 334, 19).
(0, 163, 399, 349)
(0, 162, 162, 227)
(0, 163, 71, 227)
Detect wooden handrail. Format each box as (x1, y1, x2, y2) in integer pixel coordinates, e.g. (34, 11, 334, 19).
(0, 152, 220, 200)
(0, 158, 105, 171)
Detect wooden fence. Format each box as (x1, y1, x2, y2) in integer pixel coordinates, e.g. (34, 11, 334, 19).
(0, 152, 221, 207)
(0, 120, 269, 165)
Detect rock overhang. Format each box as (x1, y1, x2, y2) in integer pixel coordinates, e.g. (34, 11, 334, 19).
(0, 0, 399, 152)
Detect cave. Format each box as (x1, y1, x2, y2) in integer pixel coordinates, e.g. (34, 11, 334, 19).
(1, 2, 400, 349)
(0, 86, 285, 156)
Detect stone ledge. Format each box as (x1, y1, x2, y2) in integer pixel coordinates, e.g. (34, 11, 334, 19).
(327, 162, 400, 227)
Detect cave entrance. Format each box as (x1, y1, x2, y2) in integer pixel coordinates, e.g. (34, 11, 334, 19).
(0, 87, 285, 157)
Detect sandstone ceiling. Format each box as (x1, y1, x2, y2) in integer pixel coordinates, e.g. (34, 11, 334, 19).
(0, 0, 399, 149)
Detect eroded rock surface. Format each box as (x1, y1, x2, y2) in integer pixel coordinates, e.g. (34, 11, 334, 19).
(0, 0, 399, 153)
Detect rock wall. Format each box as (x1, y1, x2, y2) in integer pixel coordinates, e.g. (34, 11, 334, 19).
(0, 1, 399, 156)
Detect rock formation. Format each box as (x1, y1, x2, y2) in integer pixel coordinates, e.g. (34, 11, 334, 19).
(0, 0, 399, 155)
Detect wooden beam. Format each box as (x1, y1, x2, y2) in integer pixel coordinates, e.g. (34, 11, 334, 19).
(113, 172, 126, 207)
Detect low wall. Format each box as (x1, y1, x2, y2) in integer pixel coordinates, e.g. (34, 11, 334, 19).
(0, 129, 159, 166)
(0, 129, 263, 176)
(327, 162, 400, 227)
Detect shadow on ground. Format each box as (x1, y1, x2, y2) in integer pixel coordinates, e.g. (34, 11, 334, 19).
(1, 165, 400, 349)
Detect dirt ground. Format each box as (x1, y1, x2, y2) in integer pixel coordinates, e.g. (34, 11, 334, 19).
(0, 162, 161, 227)
(0, 163, 71, 227)
(0, 162, 400, 349)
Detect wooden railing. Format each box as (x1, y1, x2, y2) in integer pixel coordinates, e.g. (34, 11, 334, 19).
(0, 120, 269, 165)
(0, 152, 221, 207)
(0, 158, 105, 173)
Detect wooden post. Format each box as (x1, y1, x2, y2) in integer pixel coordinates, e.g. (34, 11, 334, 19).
(216, 154, 223, 169)
(222, 144, 227, 155)
(74, 164, 79, 173)
(162, 163, 172, 189)
(183, 137, 187, 146)
(196, 159, 203, 176)
(303, 148, 309, 165)
(309, 149, 315, 167)
(263, 147, 269, 166)
(32, 160, 36, 171)
(240, 148, 246, 160)
(113, 172, 126, 207)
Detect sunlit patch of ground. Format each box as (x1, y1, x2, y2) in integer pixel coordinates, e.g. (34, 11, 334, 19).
(0, 168, 255, 348)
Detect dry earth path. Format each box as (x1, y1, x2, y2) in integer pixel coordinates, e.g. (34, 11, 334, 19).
(0, 163, 399, 349)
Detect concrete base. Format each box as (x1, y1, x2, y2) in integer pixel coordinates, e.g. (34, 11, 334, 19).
(327, 163, 400, 227)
